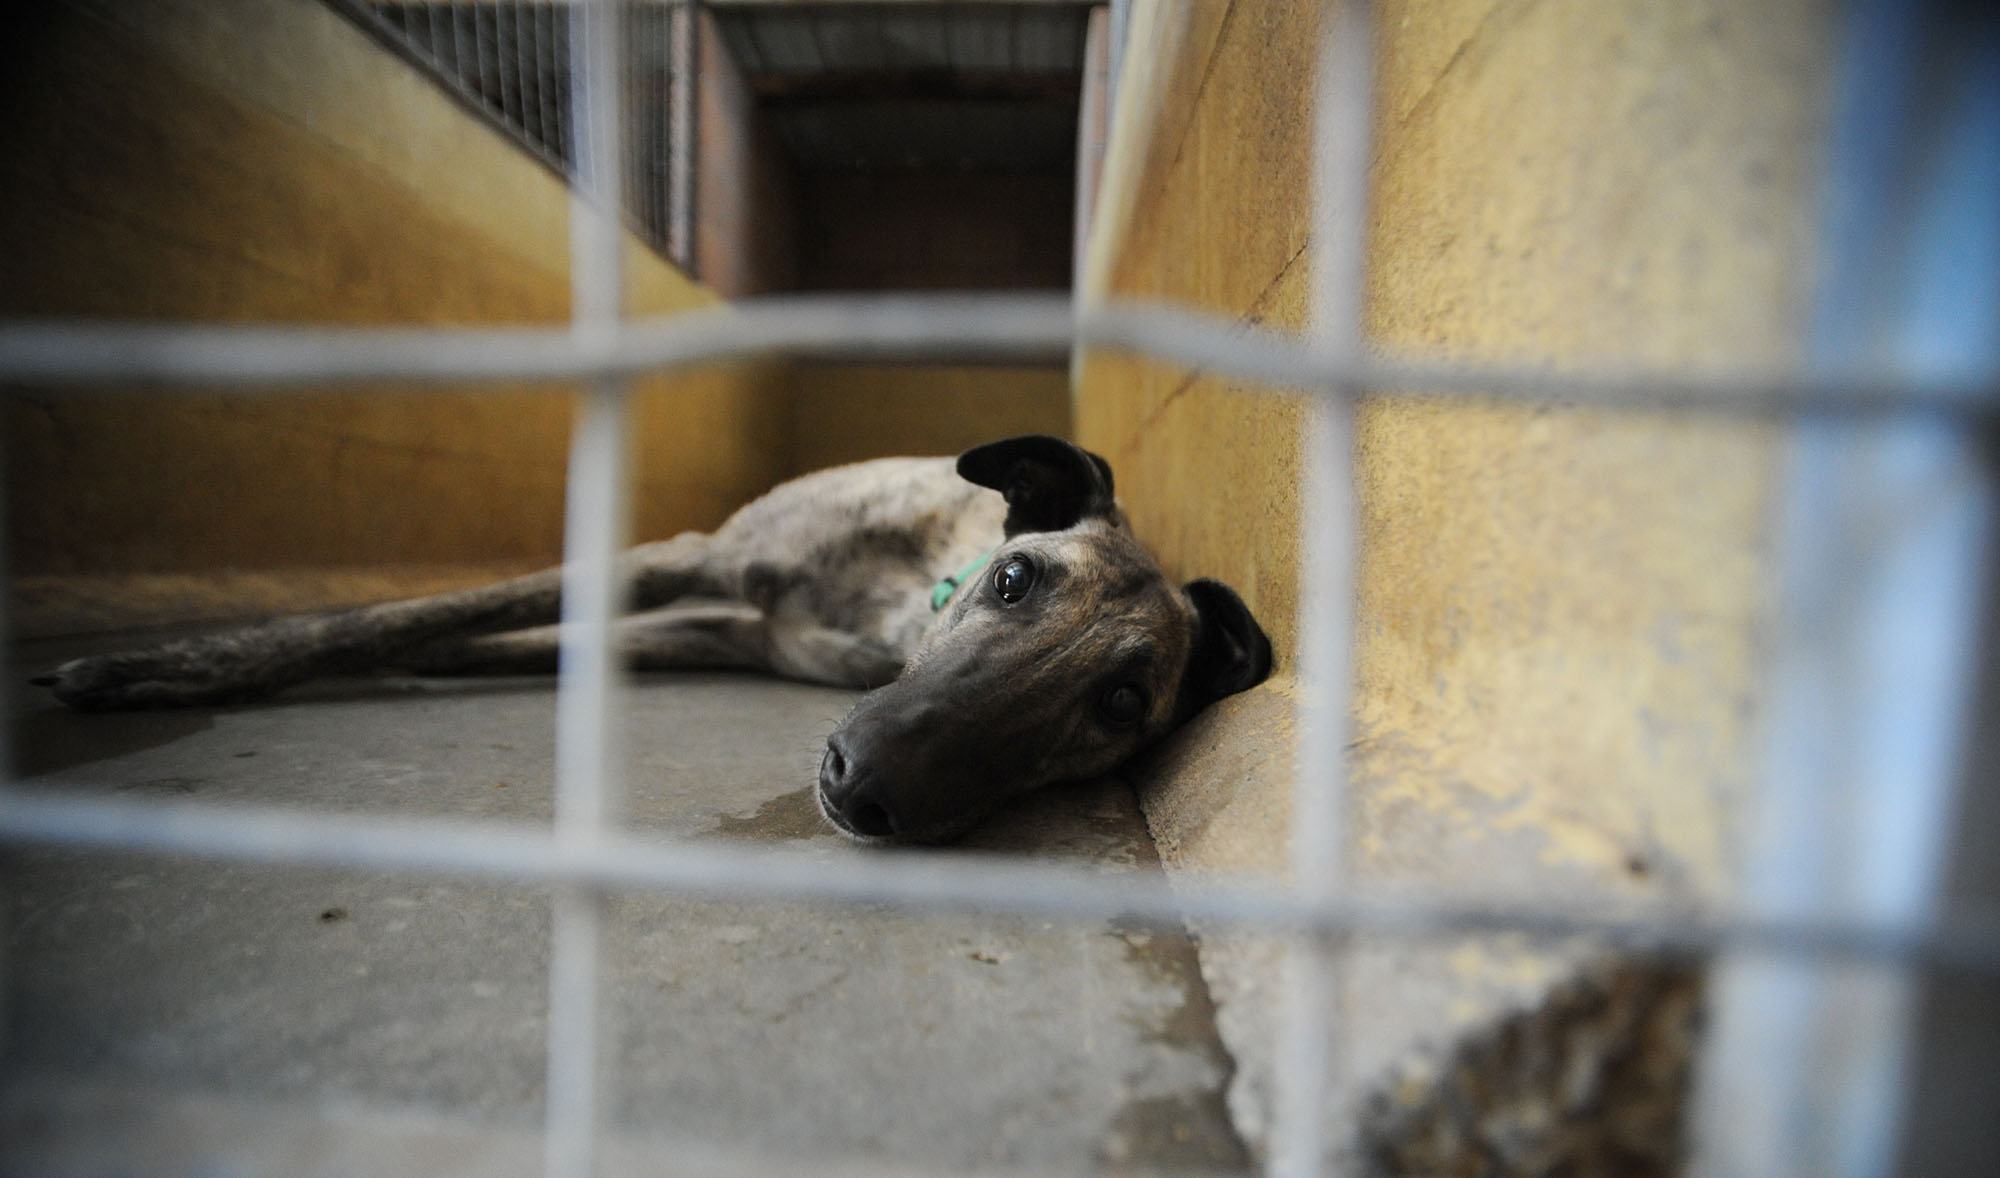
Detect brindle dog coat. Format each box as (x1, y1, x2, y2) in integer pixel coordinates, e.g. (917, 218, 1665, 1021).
(40, 436, 1273, 842)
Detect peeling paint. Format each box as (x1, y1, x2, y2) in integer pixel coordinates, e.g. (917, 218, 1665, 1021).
(1361, 961, 1703, 1178)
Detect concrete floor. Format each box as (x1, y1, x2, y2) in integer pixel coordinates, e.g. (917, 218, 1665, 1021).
(2, 633, 1248, 1177)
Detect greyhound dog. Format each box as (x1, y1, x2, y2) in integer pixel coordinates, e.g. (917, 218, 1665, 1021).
(37, 435, 1273, 843)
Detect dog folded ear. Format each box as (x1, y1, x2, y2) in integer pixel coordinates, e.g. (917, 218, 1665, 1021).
(956, 435, 1118, 536)
(1178, 578, 1275, 719)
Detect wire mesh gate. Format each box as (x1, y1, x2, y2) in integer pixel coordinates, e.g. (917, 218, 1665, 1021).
(2, 2, 1998, 1176)
(323, 0, 690, 264)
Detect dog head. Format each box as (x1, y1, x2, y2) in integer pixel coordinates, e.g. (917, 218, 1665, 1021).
(817, 435, 1273, 843)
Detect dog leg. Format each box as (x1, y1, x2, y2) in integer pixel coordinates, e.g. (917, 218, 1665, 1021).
(40, 534, 728, 709)
(400, 608, 902, 689)
(395, 605, 772, 676)
(764, 618, 906, 688)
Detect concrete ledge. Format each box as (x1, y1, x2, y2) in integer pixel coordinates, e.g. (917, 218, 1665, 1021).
(1136, 679, 1707, 1170)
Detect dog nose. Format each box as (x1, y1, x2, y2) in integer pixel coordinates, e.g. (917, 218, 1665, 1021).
(818, 735, 899, 838)
(819, 740, 848, 794)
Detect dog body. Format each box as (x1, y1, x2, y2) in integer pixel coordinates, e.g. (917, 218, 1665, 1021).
(42, 436, 1272, 842)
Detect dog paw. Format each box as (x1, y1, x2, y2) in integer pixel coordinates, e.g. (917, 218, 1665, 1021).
(39, 650, 264, 711)
(41, 653, 174, 710)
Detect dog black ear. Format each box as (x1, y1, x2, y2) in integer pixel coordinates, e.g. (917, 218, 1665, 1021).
(956, 435, 1118, 536)
(1178, 579, 1274, 719)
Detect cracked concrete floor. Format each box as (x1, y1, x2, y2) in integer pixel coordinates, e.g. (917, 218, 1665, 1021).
(2, 634, 1249, 1177)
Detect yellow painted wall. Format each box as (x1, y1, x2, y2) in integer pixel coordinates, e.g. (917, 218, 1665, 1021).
(787, 365, 1072, 474)
(1080, 0, 1830, 895)
(1076, 0, 1319, 669)
(1080, 0, 1835, 1142)
(2, 0, 789, 590)
(1351, 0, 1831, 893)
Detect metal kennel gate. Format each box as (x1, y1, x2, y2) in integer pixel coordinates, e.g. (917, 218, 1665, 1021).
(2, 2, 1997, 1176)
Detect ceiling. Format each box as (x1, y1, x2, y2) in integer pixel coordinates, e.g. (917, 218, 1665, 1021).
(707, 1, 1094, 173)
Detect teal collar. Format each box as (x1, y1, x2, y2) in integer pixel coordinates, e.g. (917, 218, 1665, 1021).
(931, 548, 997, 612)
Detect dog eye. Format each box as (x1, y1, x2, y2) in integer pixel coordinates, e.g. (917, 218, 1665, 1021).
(993, 558, 1035, 603)
(1099, 684, 1146, 727)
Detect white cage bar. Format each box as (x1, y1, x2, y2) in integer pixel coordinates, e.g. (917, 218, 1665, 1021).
(2, 2, 1998, 1177)
(543, 3, 629, 1176)
(1270, 2, 1375, 1176)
